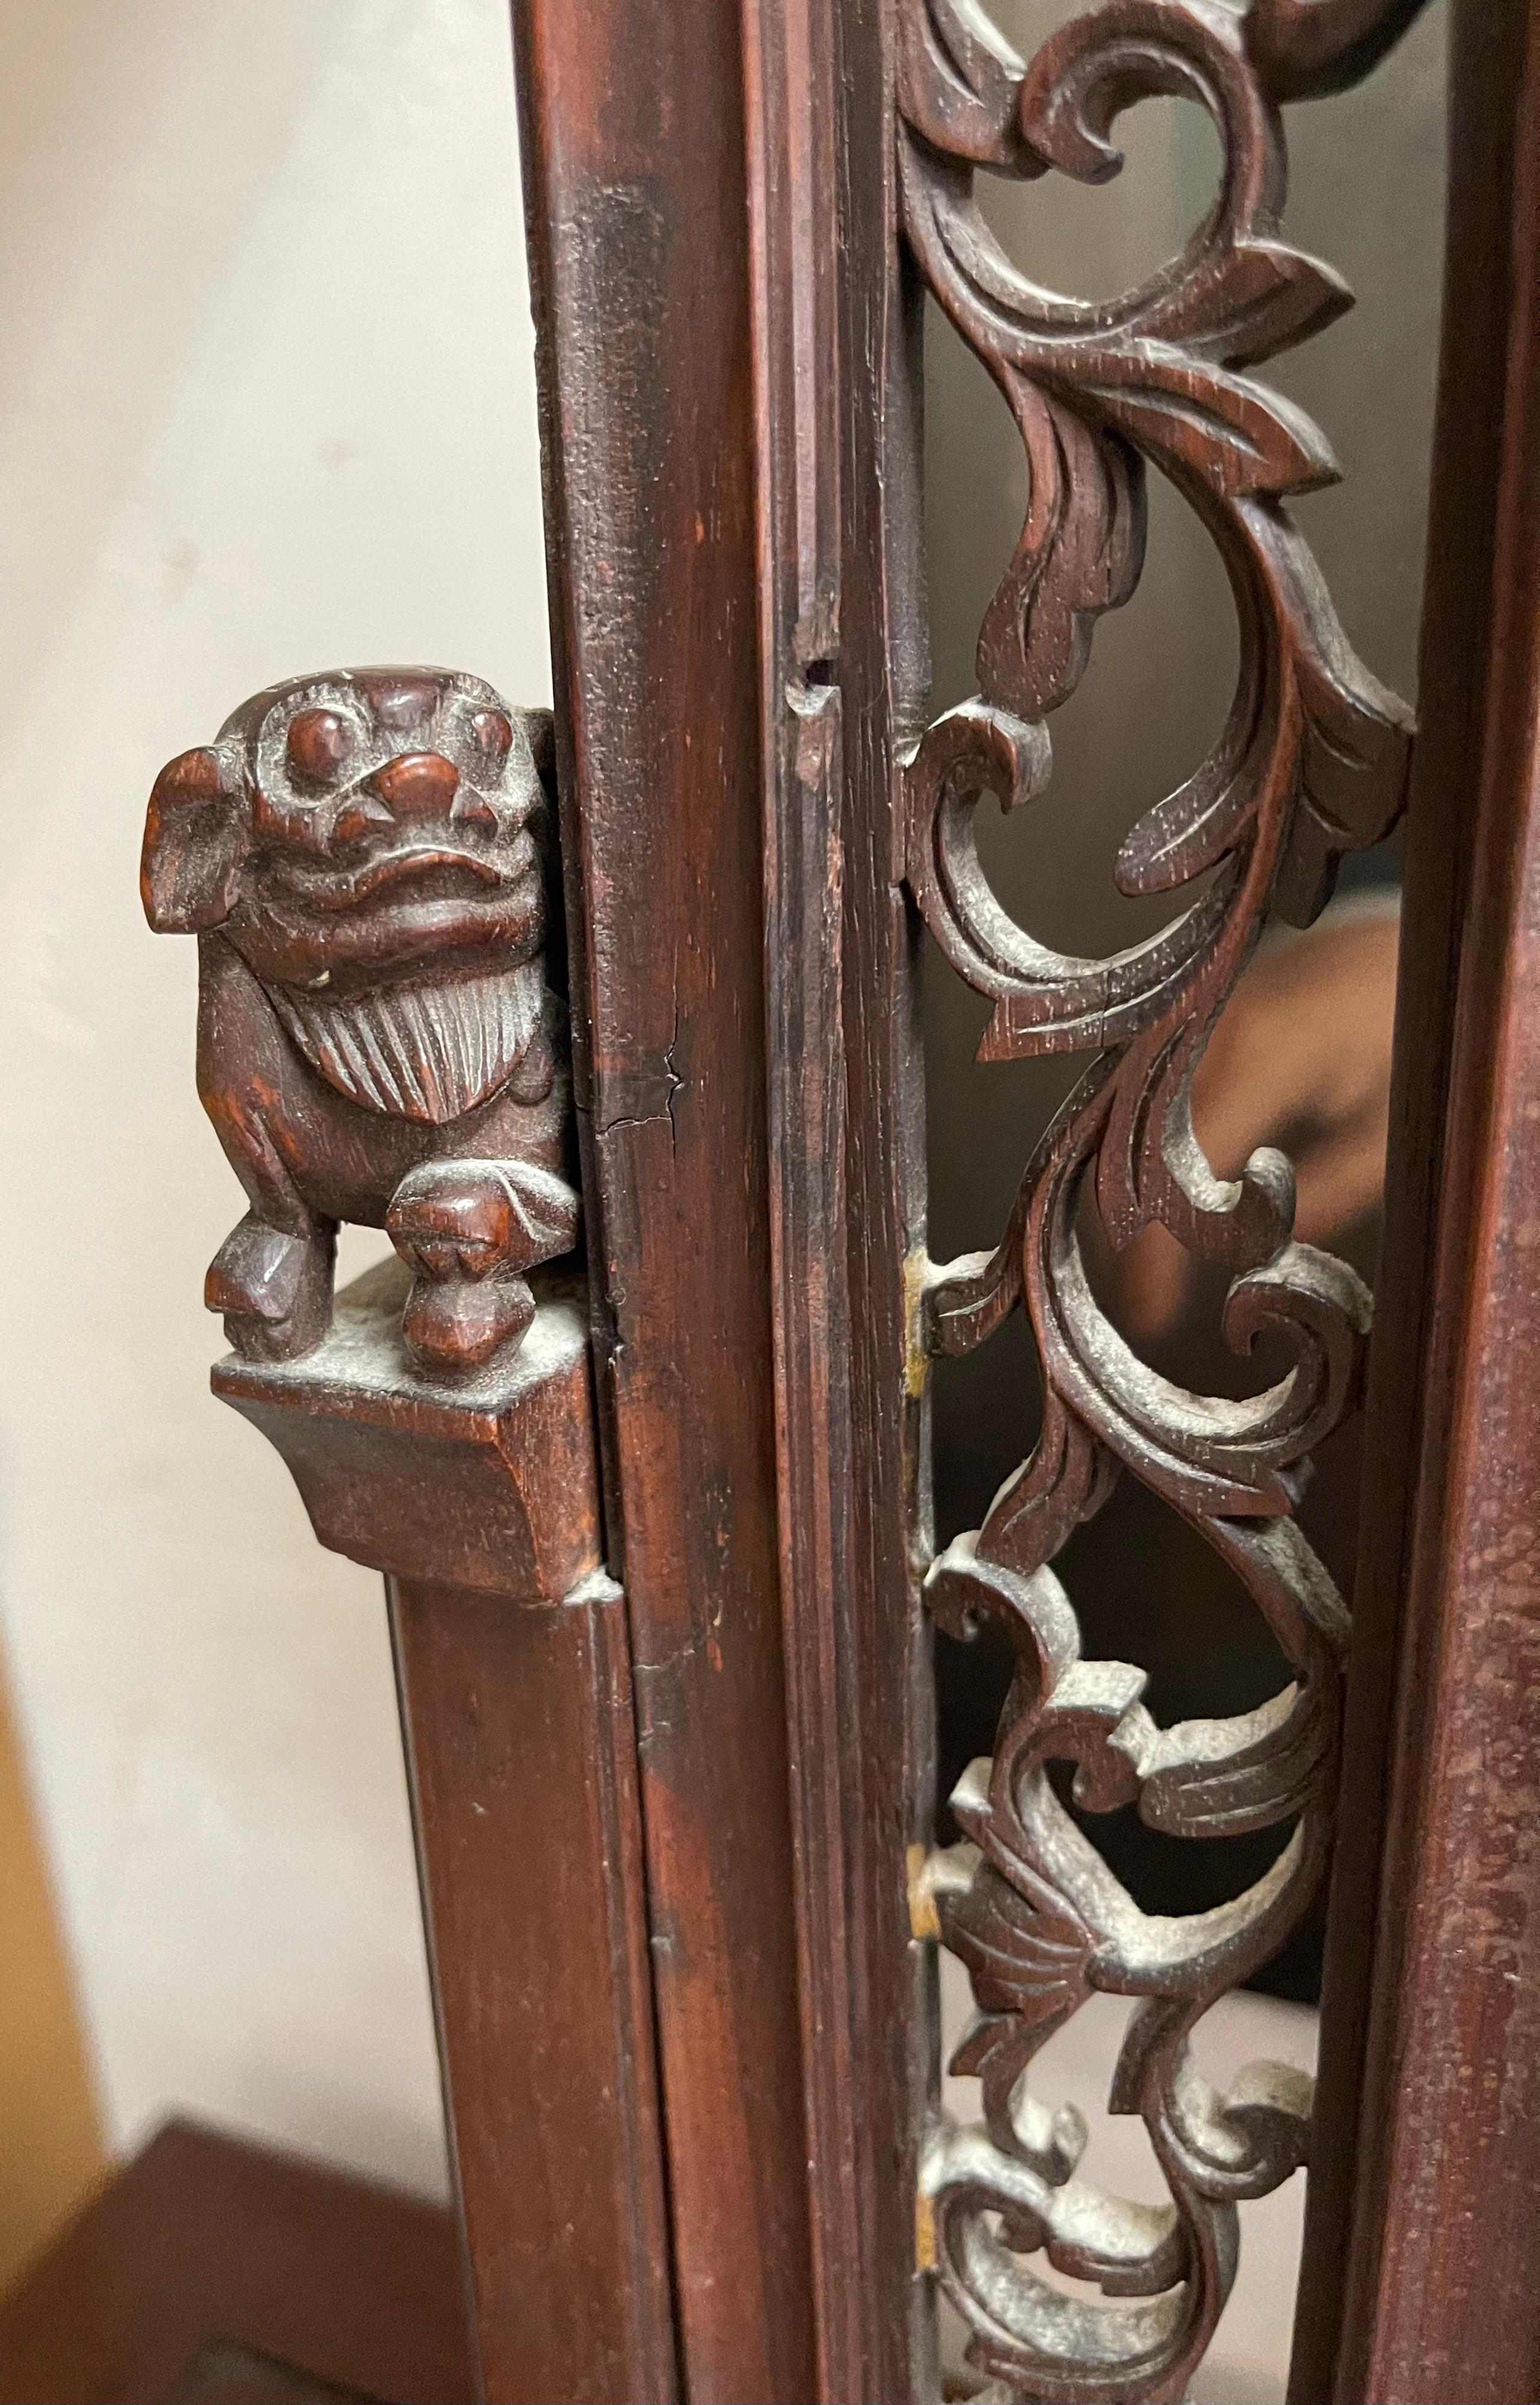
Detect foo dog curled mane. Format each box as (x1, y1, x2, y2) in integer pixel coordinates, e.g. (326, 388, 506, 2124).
(142, 666, 580, 1377)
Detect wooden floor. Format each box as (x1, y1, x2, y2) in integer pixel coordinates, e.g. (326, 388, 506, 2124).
(0, 2121, 474, 2405)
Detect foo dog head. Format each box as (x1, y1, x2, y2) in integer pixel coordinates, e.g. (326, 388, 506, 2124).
(142, 666, 550, 991)
(142, 667, 579, 1377)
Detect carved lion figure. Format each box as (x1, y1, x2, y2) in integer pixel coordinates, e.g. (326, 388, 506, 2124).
(142, 667, 580, 1375)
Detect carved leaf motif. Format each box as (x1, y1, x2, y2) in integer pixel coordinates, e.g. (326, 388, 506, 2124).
(1014, 0, 1280, 213)
(1063, 346, 1339, 497)
(944, 1863, 1095, 2031)
(898, 0, 1041, 171)
(1265, 505, 1416, 919)
(1113, 666, 1261, 896)
(1140, 1679, 1331, 1836)
(1146, 239, 1353, 367)
(1114, 2000, 1313, 2200)
(977, 1388, 1117, 1578)
(980, 382, 1146, 721)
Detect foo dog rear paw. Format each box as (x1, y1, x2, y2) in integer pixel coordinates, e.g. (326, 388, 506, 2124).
(386, 1158, 579, 1376)
(206, 1216, 334, 1361)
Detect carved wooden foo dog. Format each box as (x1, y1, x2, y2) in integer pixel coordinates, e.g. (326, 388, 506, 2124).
(142, 667, 579, 1376)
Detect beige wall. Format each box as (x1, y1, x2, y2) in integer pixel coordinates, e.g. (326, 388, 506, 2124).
(0, 0, 551, 2201)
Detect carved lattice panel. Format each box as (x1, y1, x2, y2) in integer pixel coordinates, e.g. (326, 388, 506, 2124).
(897, 4, 1429, 2396)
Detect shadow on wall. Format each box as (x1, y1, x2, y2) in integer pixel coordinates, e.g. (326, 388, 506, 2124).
(922, 0, 1447, 1999)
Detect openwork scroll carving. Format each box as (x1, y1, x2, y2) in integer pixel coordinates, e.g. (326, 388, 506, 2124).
(897, 4, 1427, 2395)
(143, 669, 578, 1378)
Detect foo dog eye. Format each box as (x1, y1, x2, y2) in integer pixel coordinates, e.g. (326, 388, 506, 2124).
(469, 709, 513, 764)
(286, 708, 353, 787)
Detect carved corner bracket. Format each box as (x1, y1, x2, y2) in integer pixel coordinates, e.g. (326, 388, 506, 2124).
(894, 4, 1429, 2397)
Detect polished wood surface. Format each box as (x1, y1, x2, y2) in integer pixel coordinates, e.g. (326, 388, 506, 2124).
(141, 673, 578, 1381)
(214, 1262, 602, 1601)
(742, 0, 934, 2393)
(391, 1573, 668, 2405)
(0, 2122, 473, 2405)
(112, 9, 1540, 2399)
(512, 3, 817, 2394)
(1296, 5, 1540, 2395)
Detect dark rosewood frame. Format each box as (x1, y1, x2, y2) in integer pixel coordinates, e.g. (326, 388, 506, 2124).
(742, 1, 934, 2395)
(134, 1, 1540, 2397)
(512, 0, 1540, 2395)
(509, 0, 1540, 2395)
(1295, 5, 1540, 2398)
(512, 4, 819, 2396)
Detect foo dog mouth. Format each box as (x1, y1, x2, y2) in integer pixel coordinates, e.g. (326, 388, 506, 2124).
(275, 841, 513, 908)
(251, 833, 542, 990)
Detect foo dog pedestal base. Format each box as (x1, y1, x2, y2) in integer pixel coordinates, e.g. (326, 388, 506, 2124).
(214, 1259, 602, 1598)
(215, 1264, 668, 2405)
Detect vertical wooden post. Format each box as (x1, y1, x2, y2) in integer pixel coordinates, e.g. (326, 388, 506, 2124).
(390, 1575, 669, 2404)
(1294, 5, 1540, 2397)
(741, 0, 934, 2396)
(215, 1264, 678, 2405)
(511, 6, 819, 2396)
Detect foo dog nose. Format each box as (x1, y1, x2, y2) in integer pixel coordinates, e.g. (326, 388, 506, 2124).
(370, 751, 461, 819)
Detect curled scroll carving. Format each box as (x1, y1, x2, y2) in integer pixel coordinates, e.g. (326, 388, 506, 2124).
(143, 669, 579, 1379)
(897, 3, 1426, 2395)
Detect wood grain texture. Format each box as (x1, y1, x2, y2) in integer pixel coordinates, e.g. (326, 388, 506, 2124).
(511, 3, 817, 2394)
(391, 1573, 671, 2405)
(1292, 5, 1540, 2396)
(0, 2122, 473, 2405)
(895, 2, 1429, 2395)
(742, 0, 934, 2393)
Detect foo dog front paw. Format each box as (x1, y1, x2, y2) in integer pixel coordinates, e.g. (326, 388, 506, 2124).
(399, 1275, 538, 1375)
(206, 1215, 334, 1361)
(385, 1158, 579, 1376)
